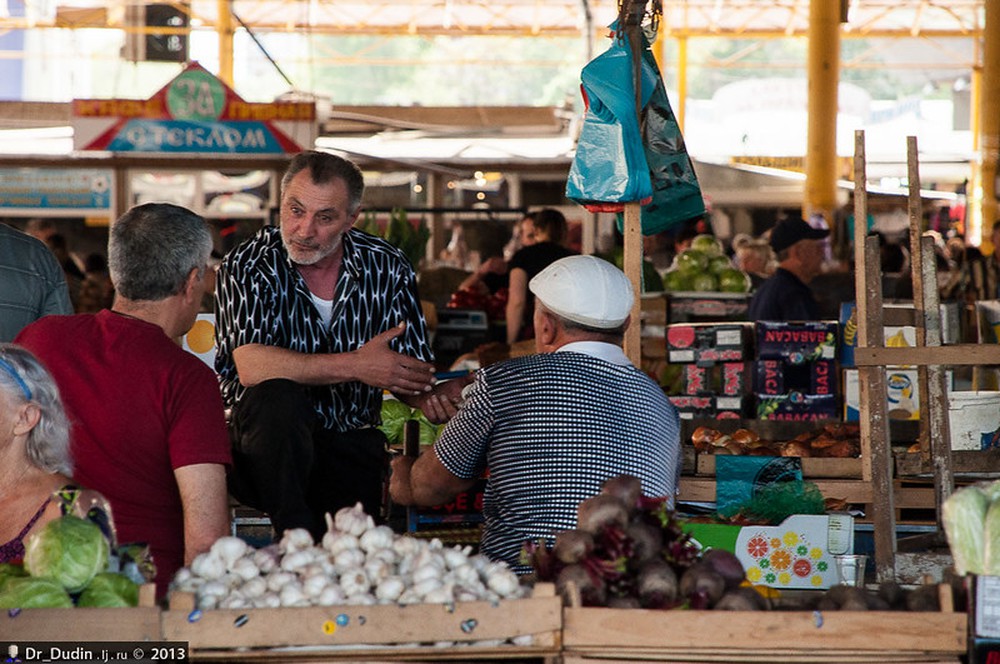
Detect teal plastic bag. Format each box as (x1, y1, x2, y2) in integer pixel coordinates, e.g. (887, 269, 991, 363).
(565, 31, 656, 209)
(566, 25, 705, 235)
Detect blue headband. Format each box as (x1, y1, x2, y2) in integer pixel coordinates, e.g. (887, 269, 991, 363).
(0, 358, 32, 401)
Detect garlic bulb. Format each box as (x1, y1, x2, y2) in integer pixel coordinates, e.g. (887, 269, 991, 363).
(279, 528, 314, 554)
(210, 536, 249, 567)
(334, 502, 374, 536)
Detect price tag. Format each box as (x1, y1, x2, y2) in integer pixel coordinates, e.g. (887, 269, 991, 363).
(975, 576, 1000, 637)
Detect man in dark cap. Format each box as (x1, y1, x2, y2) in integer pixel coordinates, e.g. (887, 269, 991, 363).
(748, 217, 830, 321)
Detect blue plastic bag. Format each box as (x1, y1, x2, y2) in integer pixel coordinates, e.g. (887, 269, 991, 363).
(566, 28, 706, 235)
(566, 35, 656, 209)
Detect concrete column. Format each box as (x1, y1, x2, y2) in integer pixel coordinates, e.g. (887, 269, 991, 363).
(804, 0, 841, 223)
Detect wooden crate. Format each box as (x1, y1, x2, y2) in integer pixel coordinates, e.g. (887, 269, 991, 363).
(561, 586, 967, 663)
(0, 584, 160, 641)
(161, 583, 561, 661)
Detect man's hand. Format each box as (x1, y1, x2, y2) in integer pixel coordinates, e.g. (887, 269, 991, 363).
(413, 373, 475, 424)
(389, 455, 416, 505)
(354, 323, 436, 395)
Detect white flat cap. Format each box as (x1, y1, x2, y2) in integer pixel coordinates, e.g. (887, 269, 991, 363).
(529, 255, 634, 329)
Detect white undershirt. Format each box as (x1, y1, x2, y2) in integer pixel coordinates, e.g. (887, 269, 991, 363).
(309, 292, 334, 329)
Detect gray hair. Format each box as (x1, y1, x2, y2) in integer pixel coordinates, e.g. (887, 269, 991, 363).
(0, 344, 72, 475)
(281, 150, 365, 216)
(109, 203, 212, 301)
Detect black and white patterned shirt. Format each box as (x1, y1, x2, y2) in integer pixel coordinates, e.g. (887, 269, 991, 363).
(433, 343, 681, 573)
(214, 226, 433, 432)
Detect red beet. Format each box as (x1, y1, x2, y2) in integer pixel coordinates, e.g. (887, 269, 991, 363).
(553, 529, 595, 565)
(600, 475, 643, 513)
(701, 548, 746, 591)
(637, 559, 679, 609)
(576, 494, 630, 535)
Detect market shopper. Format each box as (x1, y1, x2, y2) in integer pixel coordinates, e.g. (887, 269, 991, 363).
(15, 203, 231, 597)
(748, 217, 830, 321)
(215, 150, 467, 540)
(0, 224, 73, 342)
(505, 208, 575, 343)
(0, 344, 76, 563)
(390, 255, 682, 573)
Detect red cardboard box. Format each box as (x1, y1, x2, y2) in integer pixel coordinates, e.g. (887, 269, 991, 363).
(664, 362, 751, 397)
(667, 323, 752, 364)
(669, 395, 748, 419)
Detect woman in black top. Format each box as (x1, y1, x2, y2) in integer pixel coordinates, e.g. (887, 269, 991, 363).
(505, 209, 575, 343)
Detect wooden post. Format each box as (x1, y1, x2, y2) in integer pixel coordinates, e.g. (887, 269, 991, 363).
(622, 0, 648, 367)
(852, 130, 896, 582)
(623, 201, 643, 364)
(906, 137, 931, 462)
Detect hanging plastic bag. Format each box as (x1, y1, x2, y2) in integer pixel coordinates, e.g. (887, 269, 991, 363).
(566, 24, 706, 235)
(628, 31, 706, 235)
(565, 29, 656, 209)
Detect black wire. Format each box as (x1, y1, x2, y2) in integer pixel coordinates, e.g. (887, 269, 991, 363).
(230, 9, 296, 90)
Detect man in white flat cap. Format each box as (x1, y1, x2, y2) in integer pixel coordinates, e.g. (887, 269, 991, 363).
(390, 255, 681, 574)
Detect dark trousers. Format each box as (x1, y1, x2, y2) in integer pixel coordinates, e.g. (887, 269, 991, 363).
(227, 379, 388, 539)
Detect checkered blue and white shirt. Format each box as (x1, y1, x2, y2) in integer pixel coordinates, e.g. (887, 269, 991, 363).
(434, 342, 681, 573)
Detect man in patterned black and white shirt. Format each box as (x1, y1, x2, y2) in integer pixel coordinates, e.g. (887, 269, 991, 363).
(215, 151, 467, 538)
(390, 255, 681, 573)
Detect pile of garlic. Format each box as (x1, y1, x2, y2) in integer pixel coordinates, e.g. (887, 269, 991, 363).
(170, 502, 524, 610)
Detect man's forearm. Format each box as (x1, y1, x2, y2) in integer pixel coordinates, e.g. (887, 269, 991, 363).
(233, 344, 359, 387)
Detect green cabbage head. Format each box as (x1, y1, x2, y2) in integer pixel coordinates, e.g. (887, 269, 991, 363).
(24, 515, 110, 593)
(0, 576, 73, 608)
(379, 399, 415, 444)
(77, 572, 140, 607)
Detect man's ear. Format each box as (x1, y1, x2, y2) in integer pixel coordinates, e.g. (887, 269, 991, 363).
(535, 310, 558, 347)
(183, 267, 201, 301)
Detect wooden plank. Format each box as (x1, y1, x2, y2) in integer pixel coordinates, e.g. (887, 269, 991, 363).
(855, 344, 1000, 366)
(918, 235, 955, 527)
(0, 607, 162, 641)
(562, 648, 961, 664)
(562, 607, 967, 653)
(861, 239, 897, 583)
(161, 593, 562, 650)
(678, 476, 936, 508)
(853, 131, 896, 583)
(695, 455, 862, 478)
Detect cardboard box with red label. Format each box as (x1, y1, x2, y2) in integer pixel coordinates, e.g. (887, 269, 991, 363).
(666, 323, 753, 365)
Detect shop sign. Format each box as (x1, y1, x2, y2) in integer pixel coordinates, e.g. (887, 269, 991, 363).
(72, 62, 315, 154)
(0, 168, 112, 213)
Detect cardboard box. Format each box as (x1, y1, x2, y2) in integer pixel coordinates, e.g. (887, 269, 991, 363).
(666, 322, 752, 364)
(755, 321, 838, 363)
(753, 359, 838, 396)
(665, 362, 750, 396)
(843, 368, 956, 422)
(755, 393, 839, 421)
(666, 291, 750, 323)
(683, 514, 854, 589)
(839, 301, 960, 367)
(668, 395, 747, 420)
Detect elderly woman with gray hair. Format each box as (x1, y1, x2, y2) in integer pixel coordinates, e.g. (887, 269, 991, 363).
(0, 344, 75, 563)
